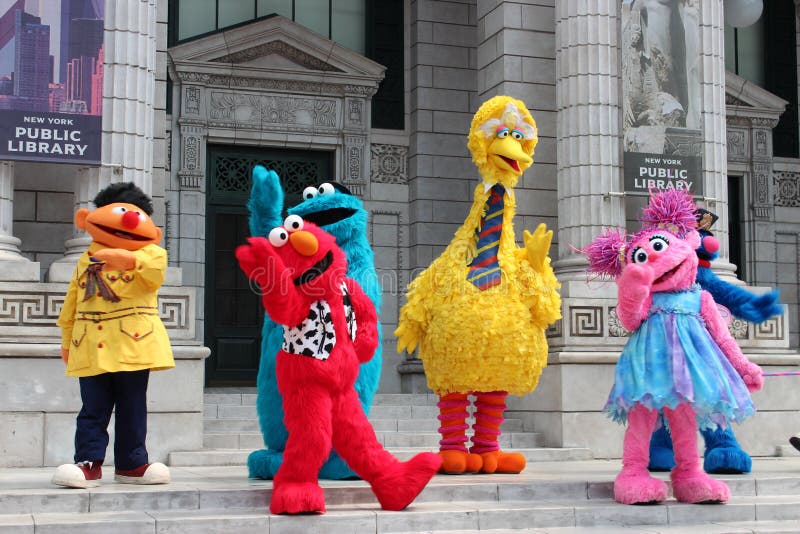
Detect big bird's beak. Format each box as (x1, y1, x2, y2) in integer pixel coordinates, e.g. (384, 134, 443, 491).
(487, 136, 533, 176)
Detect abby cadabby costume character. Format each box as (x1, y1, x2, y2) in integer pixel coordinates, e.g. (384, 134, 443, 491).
(582, 190, 763, 504)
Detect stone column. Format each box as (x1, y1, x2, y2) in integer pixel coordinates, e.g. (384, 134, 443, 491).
(48, 0, 159, 282)
(0, 161, 39, 280)
(553, 0, 626, 279)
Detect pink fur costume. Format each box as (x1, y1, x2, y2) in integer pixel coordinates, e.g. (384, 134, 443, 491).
(236, 216, 441, 514)
(582, 191, 763, 505)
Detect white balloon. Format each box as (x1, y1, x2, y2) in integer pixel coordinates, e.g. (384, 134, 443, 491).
(724, 0, 763, 28)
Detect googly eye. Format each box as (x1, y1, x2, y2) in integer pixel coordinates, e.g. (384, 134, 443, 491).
(632, 247, 648, 264)
(111, 206, 128, 214)
(650, 237, 669, 252)
(318, 183, 335, 196)
(283, 214, 304, 232)
(302, 186, 318, 200)
(268, 227, 289, 247)
(497, 129, 509, 138)
(511, 130, 524, 140)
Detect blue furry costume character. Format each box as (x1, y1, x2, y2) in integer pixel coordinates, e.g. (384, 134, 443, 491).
(247, 166, 382, 480)
(649, 209, 783, 474)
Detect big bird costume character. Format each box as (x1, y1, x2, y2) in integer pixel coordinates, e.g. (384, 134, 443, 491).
(396, 96, 561, 475)
(246, 166, 382, 480)
(236, 217, 440, 514)
(52, 182, 173, 489)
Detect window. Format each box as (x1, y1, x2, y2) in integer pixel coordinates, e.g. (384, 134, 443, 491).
(171, 0, 366, 54)
(725, 1, 798, 157)
(168, 0, 404, 130)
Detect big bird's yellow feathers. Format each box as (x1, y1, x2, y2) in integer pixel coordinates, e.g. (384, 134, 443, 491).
(395, 96, 561, 396)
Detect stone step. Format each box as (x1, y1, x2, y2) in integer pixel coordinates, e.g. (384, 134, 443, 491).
(5, 459, 800, 532)
(202, 431, 546, 450)
(203, 392, 439, 409)
(168, 447, 592, 467)
(5, 499, 800, 533)
(203, 417, 527, 435)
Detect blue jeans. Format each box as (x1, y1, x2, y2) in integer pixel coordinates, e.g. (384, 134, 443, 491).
(74, 370, 150, 470)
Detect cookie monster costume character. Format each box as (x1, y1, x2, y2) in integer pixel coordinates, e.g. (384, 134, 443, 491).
(247, 165, 381, 480)
(649, 208, 784, 474)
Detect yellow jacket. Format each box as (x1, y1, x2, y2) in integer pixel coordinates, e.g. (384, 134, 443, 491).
(57, 243, 175, 377)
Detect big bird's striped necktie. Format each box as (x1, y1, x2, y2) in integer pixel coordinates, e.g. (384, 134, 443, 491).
(467, 185, 504, 290)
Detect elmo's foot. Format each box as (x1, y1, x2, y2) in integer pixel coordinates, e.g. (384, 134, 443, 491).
(371, 452, 441, 511)
(269, 482, 326, 514)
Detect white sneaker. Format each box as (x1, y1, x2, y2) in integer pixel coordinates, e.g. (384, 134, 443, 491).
(114, 462, 171, 484)
(52, 461, 103, 488)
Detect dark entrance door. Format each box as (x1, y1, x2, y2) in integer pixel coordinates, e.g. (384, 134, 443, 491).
(205, 144, 333, 385)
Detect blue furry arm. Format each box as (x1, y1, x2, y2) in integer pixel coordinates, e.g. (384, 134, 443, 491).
(697, 267, 783, 324)
(248, 166, 284, 237)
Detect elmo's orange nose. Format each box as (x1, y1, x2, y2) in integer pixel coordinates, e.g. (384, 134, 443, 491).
(122, 210, 140, 229)
(289, 230, 319, 256)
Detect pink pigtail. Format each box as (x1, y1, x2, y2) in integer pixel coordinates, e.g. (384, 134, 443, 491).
(641, 189, 697, 236)
(579, 228, 629, 278)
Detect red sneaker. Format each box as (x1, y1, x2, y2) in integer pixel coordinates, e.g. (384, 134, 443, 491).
(52, 460, 103, 488)
(114, 462, 170, 485)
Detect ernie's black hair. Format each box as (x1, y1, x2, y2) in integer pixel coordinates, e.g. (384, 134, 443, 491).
(93, 182, 153, 215)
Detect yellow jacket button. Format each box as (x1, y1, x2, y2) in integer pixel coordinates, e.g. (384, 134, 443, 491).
(97, 325, 103, 330)
(97, 343, 103, 348)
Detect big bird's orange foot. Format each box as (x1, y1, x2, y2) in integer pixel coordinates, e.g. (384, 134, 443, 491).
(478, 450, 526, 474)
(438, 450, 483, 474)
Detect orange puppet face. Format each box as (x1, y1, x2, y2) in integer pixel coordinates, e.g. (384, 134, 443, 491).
(75, 202, 162, 251)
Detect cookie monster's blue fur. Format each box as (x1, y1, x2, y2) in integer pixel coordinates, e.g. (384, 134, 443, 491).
(649, 227, 783, 474)
(246, 166, 382, 480)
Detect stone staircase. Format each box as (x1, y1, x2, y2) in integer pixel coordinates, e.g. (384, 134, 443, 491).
(168, 389, 593, 467)
(3, 459, 800, 532)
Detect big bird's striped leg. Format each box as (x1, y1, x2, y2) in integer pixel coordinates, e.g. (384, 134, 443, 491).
(437, 392, 483, 474)
(470, 391, 525, 474)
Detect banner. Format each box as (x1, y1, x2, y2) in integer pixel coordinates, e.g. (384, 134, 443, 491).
(0, 0, 103, 164)
(621, 0, 703, 196)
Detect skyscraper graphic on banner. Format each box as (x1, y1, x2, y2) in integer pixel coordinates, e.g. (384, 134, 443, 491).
(0, 0, 103, 164)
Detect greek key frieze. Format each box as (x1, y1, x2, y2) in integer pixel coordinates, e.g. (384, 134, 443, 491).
(569, 306, 603, 337)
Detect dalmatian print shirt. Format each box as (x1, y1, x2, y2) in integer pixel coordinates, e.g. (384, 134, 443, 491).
(282, 282, 357, 360)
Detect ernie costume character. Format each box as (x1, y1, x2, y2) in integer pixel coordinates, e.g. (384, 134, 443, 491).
(582, 190, 762, 505)
(52, 183, 173, 489)
(236, 216, 440, 515)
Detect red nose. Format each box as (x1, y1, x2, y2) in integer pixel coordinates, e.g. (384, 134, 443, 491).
(648, 252, 660, 262)
(703, 236, 720, 254)
(121, 210, 139, 229)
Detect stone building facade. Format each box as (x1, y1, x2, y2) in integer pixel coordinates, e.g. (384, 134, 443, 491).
(1, 0, 799, 465)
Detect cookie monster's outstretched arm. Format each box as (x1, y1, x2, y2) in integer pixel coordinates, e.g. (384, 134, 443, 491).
(248, 166, 284, 237)
(696, 267, 784, 324)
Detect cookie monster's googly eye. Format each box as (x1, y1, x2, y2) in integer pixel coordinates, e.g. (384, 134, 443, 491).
(631, 247, 648, 264)
(111, 206, 128, 214)
(268, 227, 289, 247)
(302, 186, 318, 200)
(318, 183, 335, 196)
(283, 215, 304, 233)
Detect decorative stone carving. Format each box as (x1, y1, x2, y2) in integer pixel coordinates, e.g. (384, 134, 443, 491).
(347, 98, 363, 126)
(343, 135, 366, 191)
(569, 306, 603, 337)
(728, 317, 749, 339)
(774, 171, 800, 207)
(754, 129, 768, 156)
(727, 129, 746, 159)
(725, 94, 749, 106)
(546, 318, 563, 339)
(176, 71, 362, 96)
(185, 86, 200, 115)
(183, 136, 199, 171)
(751, 162, 772, 219)
(165, 129, 171, 172)
(211, 41, 343, 72)
(371, 144, 408, 184)
(207, 92, 338, 130)
(607, 307, 630, 337)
